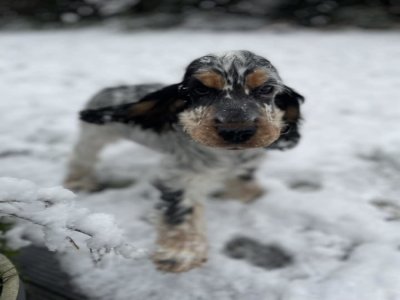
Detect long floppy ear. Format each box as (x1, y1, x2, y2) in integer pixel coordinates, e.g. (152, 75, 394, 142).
(268, 85, 305, 150)
(80, 84, 187, 133)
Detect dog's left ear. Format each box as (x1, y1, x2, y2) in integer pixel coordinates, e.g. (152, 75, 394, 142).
(80, 84, 187, 133)
(268, 85, 305, 150)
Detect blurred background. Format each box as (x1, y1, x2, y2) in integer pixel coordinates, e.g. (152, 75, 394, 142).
(1, 0, 399, 29)
(1, 1, 400, 300)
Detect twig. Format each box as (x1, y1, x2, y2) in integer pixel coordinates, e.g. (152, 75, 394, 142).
(66, 236, 80, 250)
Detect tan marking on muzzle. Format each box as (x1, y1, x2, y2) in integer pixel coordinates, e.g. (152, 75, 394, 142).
(245, 68, 269, 89)
(179, 106, 283, 149)
(194, 71, 225, 90)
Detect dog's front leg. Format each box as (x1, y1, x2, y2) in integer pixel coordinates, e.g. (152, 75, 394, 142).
(152, 182, 208, 273)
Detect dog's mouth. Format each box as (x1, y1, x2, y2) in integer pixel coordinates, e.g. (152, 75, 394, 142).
(226, 146, 247, 150)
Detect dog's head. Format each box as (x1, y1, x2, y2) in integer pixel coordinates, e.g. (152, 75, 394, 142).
(177, 50, 304, 150)
(80, 50, 304, 150)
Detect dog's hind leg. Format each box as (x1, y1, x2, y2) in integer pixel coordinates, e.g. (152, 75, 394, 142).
(214, 152, 266, 203)
(64, 122, 120, 192)
(218, 172, 265, 203)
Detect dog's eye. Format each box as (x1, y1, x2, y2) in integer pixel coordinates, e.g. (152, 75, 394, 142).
(194, 86, 210, 96)
(258, 85, 274, 95)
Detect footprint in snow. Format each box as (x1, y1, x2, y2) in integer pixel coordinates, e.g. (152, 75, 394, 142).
(223, 236, 293, 270)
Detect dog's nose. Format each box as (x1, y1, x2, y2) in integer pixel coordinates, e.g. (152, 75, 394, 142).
(217, 126, 257, 144)
(214, 111, 258, 124)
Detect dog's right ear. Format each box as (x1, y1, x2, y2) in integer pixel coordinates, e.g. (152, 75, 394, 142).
(80, 84, 188, 132)
(268, 85, 305, 150)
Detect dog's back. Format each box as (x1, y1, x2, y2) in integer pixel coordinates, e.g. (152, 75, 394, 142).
(85, 84, 164, 110)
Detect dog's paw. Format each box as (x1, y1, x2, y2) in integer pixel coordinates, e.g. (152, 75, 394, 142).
(152, 232, 208, 273)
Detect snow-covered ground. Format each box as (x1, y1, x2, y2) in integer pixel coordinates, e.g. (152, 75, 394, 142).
(1, 28, 400, 300)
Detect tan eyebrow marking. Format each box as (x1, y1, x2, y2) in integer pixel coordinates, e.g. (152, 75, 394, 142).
(245, 68, 269, 89)
(194, 71, 225, 90)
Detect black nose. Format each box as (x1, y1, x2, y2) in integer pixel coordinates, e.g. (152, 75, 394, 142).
(217, 127, 257, 144)
(214, 111, 258, 124)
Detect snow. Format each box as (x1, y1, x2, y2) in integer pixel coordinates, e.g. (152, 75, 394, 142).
(1, 28, 400, 300)
(0, 178, 145, 260)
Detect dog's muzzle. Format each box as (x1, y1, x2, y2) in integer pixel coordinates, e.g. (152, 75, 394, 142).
(214, 106, 259, 144)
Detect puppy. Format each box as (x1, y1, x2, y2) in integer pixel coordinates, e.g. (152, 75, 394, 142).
(64, 50, 304, 273)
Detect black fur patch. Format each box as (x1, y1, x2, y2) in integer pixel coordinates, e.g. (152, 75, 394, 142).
(154, 182, 193, 225)
(80, 84, 187, 133)
(237, 168, 256, 181)
(164, 204, 193, 225)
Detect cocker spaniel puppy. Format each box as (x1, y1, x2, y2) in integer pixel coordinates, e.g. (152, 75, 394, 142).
(64, 50, 304, 273)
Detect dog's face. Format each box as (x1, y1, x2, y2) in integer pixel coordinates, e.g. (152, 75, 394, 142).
(80, 50, 304, 151)
(178, 51, 291, 149)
